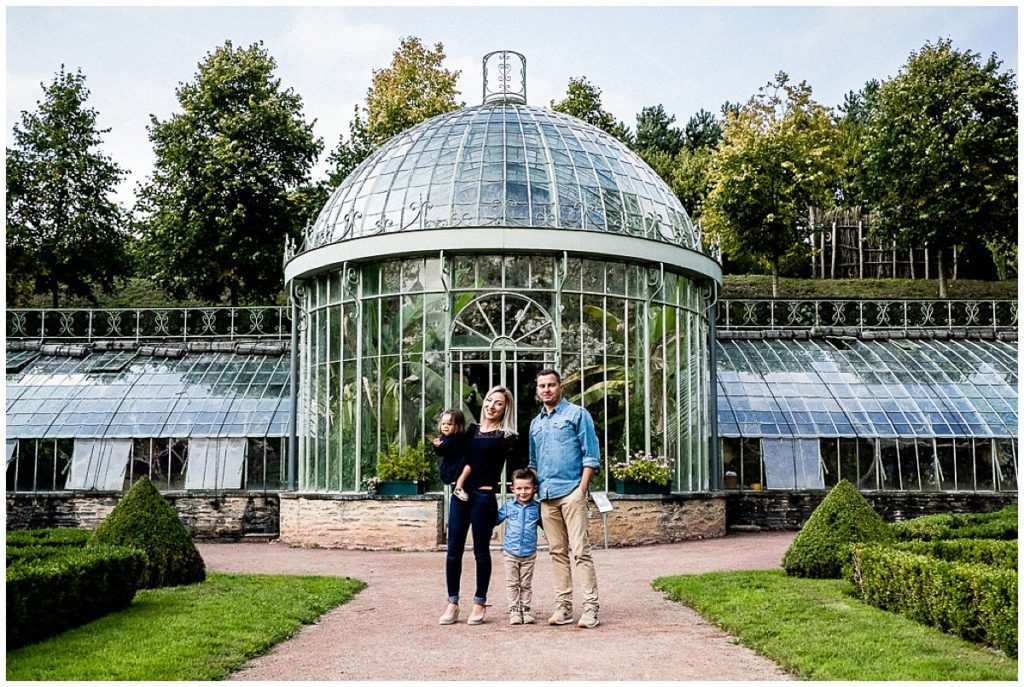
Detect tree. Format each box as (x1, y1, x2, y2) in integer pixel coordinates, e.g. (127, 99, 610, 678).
(551, 76, 633, 144)
(860, 39, 1018, 296)
(634, 104, 683, 157)
(703, 72, 842, 296)
(6, 67, 131, 307)
(325, 37, 461, 186)
(833, 80, 880, 209)
(136, 41, 321, 305)
(669, 145, 715, 224)
(683, 108, 724, 152)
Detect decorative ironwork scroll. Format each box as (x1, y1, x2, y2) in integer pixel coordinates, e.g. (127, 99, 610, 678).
(483, 50, 527, 105)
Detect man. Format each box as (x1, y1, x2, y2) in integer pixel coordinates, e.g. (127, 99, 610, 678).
(528, 368, 600, 629)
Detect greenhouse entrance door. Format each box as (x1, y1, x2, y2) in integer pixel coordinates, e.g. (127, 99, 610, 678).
(445, 291, 558, 529)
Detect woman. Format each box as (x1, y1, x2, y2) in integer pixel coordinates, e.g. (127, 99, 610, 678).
(439, 385, 518, 626)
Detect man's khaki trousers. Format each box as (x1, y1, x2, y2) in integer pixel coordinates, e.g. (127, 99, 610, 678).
(539, 485, 599, 612)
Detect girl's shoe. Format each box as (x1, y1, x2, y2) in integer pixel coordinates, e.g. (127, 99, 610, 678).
(439, 603, 459, 625)
(467, 604, 486, 625)
(453, 487, 469, 501)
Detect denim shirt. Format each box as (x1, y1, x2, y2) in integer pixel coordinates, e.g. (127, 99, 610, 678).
(528, 398, 601, 500)
(496, 498, 542, 557)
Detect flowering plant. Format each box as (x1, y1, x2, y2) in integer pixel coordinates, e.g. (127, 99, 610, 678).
(610, 451, 671, 486)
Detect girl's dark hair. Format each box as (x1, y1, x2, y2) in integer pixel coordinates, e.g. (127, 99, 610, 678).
(511, 468, 536, 485)
(437, 408, 466, 435)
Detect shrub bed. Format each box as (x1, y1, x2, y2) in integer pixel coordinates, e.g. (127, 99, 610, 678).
(782, 479, 894, 578)
(848, 544, 1017, 658)
(6, 528, 91, 548)
(892, 539, 1018, 570)
(7, 545, 148, 649)
(891, 506, 1017, 541)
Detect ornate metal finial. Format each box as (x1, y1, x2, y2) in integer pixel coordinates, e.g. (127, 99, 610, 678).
(483, 50, 527, 105)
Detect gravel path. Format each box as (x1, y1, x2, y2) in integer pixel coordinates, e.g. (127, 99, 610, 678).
(200, 532, 796, 681)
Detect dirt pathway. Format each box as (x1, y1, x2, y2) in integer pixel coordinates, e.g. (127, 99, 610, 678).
(200, 532, 795, 681)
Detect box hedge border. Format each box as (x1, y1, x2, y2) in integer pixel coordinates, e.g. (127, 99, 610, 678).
(6, 544, 148, 649)
(890, 506, 1018, 542)
(847, 543, 1017, 658)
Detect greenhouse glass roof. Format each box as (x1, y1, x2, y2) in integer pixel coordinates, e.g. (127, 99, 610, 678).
(717, 338, 1018, 439)
(305, 104, 700, 251)
(6, 351, 290, 440)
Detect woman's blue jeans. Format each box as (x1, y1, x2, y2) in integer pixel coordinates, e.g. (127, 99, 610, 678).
(446, 490, 498, 604)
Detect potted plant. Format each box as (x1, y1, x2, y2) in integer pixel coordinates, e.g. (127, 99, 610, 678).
(610, 451, 672, 495)
(371, 442, 431, 495)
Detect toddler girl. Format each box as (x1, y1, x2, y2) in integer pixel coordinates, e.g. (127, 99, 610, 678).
(432, 409, 471, 500)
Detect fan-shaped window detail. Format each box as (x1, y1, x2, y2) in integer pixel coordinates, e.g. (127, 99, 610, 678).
(450, 293, 555, 351)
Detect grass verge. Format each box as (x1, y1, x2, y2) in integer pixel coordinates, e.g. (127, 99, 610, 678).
(653, 569, 1017, 681)
(6, 572, 365, 681)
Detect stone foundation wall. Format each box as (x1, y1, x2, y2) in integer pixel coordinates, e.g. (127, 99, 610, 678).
(5, 492, 279, 539)
(585, 494, 726, 546)
(725, 490, 1018, 530)
(279, 493, 444, 550)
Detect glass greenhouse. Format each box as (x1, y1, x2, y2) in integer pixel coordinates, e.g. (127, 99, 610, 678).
(285, 52, 722, 493)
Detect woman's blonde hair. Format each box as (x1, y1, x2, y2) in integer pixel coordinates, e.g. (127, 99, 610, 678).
(484, 385, 516, 436)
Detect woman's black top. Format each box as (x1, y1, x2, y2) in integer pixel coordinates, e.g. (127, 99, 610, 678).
(462, 423, 518, 491)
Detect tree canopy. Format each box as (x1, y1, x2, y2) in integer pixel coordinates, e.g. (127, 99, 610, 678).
(703, 72, 842, 295)
(551, 76, 633, 144)
(136, 41, 321, 305)
(326, 37, 461, 187)
(6, 67, 132, 307)
(858, 39, 1018, 295)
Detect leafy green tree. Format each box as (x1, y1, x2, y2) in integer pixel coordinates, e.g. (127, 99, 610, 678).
(860, 39, 1018, 295)
(670, 145, 715, 223)
(833, 80, 880, 209)
(551, 76, 633, 144)
(703, 72, 842, 295)
(325, 37, 461, 186)
(6, 67, 132, 307)
(136, 41, 321, 305)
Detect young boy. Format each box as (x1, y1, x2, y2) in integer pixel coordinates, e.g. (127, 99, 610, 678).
(495, 468, 543, 625)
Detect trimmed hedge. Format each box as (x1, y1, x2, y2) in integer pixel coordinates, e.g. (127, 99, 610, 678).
(88, 476, 205, 588)
(6, 528, 91, 548)
(848, 544, 1017, 658)
(782, 479, 894, 578)
(7, 545, 148, 649)
(891, 506, 1018, 542)
(892, 539, 1018, 570)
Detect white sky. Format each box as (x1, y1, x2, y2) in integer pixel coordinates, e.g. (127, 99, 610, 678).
(5, 2, 1019, 208)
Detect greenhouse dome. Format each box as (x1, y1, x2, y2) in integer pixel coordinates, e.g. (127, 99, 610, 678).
(285, 51, 722, 494)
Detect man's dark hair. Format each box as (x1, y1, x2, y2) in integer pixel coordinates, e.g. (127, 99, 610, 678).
(511, 468, 537, 485)
(535, 368, 561, 383)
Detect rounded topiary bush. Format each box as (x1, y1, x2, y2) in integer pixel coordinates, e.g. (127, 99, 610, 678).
(782, 479, 894, 578)
(89, 476, 205, 588)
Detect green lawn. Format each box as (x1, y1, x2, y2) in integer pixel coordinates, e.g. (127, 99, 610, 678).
(6, 572, 365, 681)
(653, 570, 1017, 681)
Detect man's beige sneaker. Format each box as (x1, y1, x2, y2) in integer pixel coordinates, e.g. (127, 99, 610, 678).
(522, 610, 536, 624)
(509, 612, 523, 625)
(547, 606, 573, 625)
(578, 608, 599, 629)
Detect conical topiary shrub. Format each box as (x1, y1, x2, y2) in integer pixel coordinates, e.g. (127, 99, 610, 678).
(89, 476, 206, 588)
(782, 479, 894, 578)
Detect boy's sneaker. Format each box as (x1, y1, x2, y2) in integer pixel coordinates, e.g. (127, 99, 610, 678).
(453, 487, 469, 501)
(547, 606, 573, 625)
(578, 608, 599, 629)
(522, 610, 536, 624)
(509, 612, 523, 625)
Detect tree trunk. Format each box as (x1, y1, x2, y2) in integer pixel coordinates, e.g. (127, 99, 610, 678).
(936, 248, 948, 299)
(229, 286, 239, 308)
(771, 261, 780, 298)
(51, 280, 60, 309)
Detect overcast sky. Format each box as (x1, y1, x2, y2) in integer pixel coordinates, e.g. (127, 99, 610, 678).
(5, 3, 1018, 207)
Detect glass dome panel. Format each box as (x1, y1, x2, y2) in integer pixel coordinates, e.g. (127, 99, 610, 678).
(306, 104, 700, 250)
